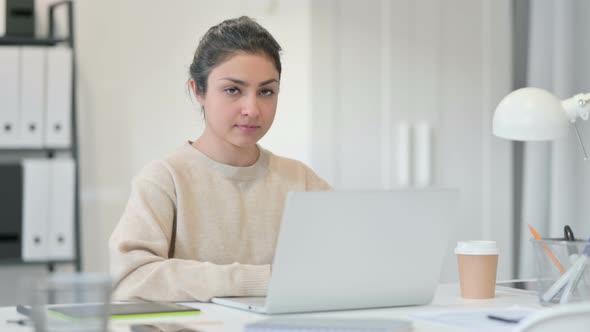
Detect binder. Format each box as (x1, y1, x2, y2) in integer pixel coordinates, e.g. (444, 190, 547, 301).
(0, 47, 20, 147)
(44, 47, 72, 148)
(21, 159, 51, 261)
(0, 0, 5, 36)
(47, 158, 75, 260)
(18, 47, 46, 148)
(21, 158, 76, 261)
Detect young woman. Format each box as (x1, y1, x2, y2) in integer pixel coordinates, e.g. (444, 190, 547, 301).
(109, 16, 331, 302)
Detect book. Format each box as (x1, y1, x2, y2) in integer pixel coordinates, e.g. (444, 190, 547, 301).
(244, 318, 412, 332)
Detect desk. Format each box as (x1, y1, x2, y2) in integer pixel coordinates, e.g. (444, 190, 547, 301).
(0, 283, 541, 332)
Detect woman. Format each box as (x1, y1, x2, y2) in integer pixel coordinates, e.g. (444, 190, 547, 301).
(109, 16, 331, 302)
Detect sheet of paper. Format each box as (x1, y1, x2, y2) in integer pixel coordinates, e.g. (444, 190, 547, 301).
(411, 306, 537, 332)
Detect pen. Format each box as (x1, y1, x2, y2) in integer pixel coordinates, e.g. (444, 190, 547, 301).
(6, 319, 31, 326)
(528, 224, 566, 274)
(564, 225, 576, 241)
(560, 239, 590, 304)
(487, 314, 522, 324)
(564, 225, 579, 257)
(541, 257, 581, 302)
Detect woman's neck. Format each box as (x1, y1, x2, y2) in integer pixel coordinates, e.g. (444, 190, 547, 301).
(192, 134, 260, 167)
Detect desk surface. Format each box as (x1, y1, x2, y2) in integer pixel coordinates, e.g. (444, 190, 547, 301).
(0, 283, 540, 332)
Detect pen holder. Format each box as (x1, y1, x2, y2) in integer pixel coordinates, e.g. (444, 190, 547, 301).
(531, 239, 590, 305)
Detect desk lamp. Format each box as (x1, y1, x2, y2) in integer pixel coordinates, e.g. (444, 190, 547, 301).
(493, 87, 590, 159)
(493, 88, 590, 306)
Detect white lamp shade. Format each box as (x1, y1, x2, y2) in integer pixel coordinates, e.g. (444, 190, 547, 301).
(493, 87, 570, 141)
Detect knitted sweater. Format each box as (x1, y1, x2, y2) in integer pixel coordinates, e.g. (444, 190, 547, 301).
(109, 142, 331, 302)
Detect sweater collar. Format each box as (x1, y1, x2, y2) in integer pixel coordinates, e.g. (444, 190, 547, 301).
(184, 141, 270, 181)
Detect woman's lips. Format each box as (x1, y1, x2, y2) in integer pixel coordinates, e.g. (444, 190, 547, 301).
(236, 125, 260, 132)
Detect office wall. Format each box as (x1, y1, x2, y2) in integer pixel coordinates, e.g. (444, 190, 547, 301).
(310, 0, 513, 281)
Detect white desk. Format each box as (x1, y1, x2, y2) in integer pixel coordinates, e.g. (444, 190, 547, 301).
(0, 283, 541, 332)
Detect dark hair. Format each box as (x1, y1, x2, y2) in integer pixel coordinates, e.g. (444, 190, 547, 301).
(189, 16, 282, 96)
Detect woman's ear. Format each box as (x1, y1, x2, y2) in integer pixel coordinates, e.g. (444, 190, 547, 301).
(189, 79, 205, 106)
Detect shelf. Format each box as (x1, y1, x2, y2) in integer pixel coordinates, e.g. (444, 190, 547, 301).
(0, 0, 81, 273)
(0, 147, 73, 153)
(0, 36, 68, 46)
(0, 259, 75, 266)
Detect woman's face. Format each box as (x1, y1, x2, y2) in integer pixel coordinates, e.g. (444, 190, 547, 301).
(194, 53, 280, 150)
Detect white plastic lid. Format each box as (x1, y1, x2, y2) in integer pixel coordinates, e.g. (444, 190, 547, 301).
(454, 241, 499, 255)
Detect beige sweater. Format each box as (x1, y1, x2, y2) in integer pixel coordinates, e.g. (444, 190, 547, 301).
(109, 142, 331, 302)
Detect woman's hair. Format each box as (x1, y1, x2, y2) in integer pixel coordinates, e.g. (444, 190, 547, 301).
(189, 16, 282, 96)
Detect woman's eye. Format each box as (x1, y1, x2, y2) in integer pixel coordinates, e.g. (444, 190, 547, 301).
(224, 87, 240, 95)
(259, 89, 274, 96)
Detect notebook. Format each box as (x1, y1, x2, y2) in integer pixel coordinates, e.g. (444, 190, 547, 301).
(18, 302, 200, 320)
(213, 189, 458, 314)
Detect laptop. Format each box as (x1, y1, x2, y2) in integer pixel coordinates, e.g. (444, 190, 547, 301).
(212, 189, 458, 314)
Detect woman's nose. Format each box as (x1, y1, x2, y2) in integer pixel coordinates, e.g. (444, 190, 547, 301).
(241, 95, 260, 117)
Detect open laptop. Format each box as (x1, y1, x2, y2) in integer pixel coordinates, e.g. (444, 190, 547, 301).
(212, 189, 458, 314)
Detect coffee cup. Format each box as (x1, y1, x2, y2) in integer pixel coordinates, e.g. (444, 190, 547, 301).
(455, 241, 499, 299)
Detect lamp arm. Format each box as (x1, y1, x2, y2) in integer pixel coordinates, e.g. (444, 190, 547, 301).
(561, 93, 590, 122)
(561, 92, 590, 160)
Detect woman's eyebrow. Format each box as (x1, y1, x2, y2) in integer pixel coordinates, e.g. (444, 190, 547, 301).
(220, 78, 279, 87)
(258, 79, 279, 87)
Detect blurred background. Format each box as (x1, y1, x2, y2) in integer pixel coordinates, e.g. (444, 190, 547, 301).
(1, 0, 589, 305)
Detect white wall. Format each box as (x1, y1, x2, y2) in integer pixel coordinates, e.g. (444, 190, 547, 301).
(310, 0, 513, 281)
(74, 0, 312, 272)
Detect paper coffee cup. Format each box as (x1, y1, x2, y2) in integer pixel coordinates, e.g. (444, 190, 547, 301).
(455, 241, 499, 299)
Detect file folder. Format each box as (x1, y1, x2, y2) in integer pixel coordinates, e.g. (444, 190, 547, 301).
(44, 47, 72, 148)
(18, 47, 46, 148)
(47, 158, 75, 260)
(21, 159, 51, 261)
(0, 47, 20, 148)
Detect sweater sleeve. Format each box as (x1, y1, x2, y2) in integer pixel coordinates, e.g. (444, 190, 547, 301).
(304, 165, 333, 191)
(109, 165, 271, 302)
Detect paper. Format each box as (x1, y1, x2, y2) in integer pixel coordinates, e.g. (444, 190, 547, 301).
(411, 306, 537, 332)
